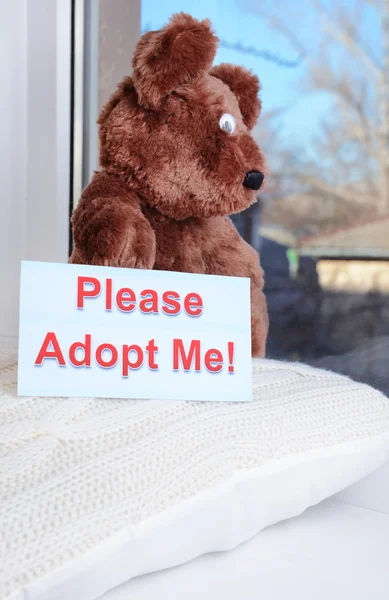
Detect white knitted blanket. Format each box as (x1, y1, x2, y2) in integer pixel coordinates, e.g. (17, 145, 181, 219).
(1, 337, 389, 599)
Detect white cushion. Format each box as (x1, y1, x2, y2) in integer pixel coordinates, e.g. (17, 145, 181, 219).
(1, 338, 389, 600)
(98, 499, 389, 600)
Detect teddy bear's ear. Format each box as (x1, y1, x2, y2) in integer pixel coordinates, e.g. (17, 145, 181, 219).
(132, 13, 218, 109)
(210, 64, 262, 130)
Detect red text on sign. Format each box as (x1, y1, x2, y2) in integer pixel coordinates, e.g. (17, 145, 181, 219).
(77, 277, 203, 317)
(34, 334, 234, 375)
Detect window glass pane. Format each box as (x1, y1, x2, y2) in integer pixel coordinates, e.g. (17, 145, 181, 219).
(89, 0, 389, 396)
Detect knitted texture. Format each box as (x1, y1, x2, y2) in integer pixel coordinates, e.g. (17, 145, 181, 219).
(1, 337, 389, 598)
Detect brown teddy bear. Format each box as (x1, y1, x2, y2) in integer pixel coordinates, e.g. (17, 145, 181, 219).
(69, 13, 269, 357)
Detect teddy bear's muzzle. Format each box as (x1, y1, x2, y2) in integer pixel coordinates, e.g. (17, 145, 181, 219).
(243, 171, 264, 191)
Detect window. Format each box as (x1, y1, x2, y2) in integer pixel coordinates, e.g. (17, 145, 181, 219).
(78, 0, 389, 396)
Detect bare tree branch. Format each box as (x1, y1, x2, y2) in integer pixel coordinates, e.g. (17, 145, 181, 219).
(311, 0, 382, 76)
(218, 39, 304, 67)
(244, 0, 389, 219)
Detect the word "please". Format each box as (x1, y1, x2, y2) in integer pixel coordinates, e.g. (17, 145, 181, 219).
(77, 276, 204, 317)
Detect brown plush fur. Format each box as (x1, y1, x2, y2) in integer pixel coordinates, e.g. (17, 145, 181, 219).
(70, 12, 269, 356)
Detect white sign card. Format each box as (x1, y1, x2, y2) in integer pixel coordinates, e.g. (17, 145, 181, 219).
(17, 261, 252, 402)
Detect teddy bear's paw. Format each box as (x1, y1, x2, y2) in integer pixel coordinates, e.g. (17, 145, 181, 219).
(119, 254, 155, 271)
(117, 222, 156, 270)
(88, 257, 119, 268)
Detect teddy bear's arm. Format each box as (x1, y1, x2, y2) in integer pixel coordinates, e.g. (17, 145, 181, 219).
(69, 175, 156, 270)
(204, 217, 269, 357)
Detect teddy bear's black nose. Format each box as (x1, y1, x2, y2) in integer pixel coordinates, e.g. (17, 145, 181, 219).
(243, 171, 264, 191)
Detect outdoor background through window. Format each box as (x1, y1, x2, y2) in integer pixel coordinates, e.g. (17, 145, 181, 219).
(87, 0, 389, 397)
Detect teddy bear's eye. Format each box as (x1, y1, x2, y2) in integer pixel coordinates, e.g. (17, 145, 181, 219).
(219, 113, 236, 135)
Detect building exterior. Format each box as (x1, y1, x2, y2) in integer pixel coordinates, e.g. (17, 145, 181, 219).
(297, 216, 389, 358)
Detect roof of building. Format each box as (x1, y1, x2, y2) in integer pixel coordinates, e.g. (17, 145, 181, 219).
(297, 215, 389, 258)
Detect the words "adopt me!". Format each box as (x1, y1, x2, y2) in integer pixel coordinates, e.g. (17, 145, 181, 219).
(33, 276, 236, 375)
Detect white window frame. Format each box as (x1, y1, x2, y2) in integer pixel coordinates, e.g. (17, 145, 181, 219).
(0, 0, 72, 336)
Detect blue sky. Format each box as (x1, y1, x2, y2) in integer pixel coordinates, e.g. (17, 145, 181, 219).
(141, 0, 378, 155)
